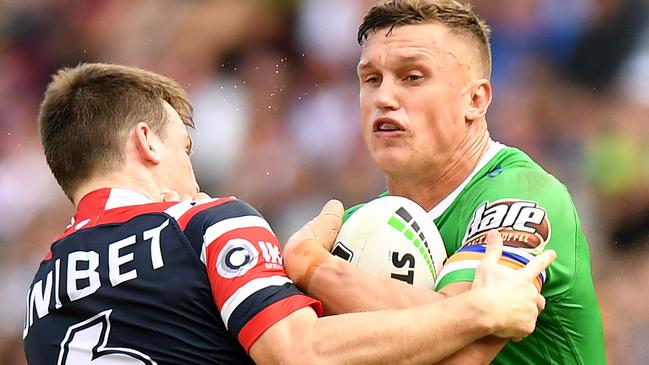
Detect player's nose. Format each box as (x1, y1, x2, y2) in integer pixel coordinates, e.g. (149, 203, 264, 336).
(374, 81, 400, 111)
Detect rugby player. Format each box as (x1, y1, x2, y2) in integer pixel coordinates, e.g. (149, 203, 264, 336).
(284, 1, 606, 364)
(23, 63, 555, 364)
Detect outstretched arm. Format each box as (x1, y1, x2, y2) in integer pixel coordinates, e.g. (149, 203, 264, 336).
(250, 289, 496, 365)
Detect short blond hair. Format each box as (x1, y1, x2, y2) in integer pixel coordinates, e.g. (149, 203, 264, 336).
(38, 63, 194, 198)
(358, 0, 492, 77)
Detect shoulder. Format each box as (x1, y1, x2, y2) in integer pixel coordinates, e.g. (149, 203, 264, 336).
(165, 197, 268, 231)
(470, 146, 571, 200)
(461, 147, 579, 255)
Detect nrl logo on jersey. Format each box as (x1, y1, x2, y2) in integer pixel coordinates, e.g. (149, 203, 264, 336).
(462, 199, 551, 255)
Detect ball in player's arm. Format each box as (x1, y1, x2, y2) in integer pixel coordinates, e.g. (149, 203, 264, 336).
(253, 201, 554, 364)
(285, 1, 605, 364)
(24, 62, 552, 365)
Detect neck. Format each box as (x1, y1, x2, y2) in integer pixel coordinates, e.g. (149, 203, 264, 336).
(72, 171, 163, 207)
(387, 121, 490, 211)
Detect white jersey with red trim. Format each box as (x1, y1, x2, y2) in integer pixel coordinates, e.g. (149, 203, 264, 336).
(23, 188, 321, 365)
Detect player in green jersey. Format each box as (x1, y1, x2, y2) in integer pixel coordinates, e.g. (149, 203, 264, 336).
(284, 0, 606, 364)
(343, 144, 605, 364)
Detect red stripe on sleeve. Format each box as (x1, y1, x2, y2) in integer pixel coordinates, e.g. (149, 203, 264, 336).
(206, 226, 284, 309)
(238, 295, 323, 352)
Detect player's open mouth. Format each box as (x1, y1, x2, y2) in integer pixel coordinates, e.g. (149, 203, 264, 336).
(373, 117, 405, 132)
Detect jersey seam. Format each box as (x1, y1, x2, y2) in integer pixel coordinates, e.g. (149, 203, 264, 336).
(545, 300, 584, 364)
(547, 200, 580, 300)
(163, 212, 214, 281)
(537, 205, 583, 363)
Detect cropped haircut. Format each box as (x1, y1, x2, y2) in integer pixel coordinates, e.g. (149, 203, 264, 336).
(358, 0, 492, 77)
(38, 63, 194, 199)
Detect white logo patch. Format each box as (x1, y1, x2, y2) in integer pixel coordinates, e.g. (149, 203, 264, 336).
(216, 239, 259, 278)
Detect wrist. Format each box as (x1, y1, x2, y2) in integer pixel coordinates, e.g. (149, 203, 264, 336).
(285, 238, 332, 290)
(461, 289, 498, 336)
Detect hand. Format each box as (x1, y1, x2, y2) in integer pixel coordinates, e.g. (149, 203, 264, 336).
(161, 191, 212, 202)
(283, 200, 344, 290)
(472, 230, 556, 341)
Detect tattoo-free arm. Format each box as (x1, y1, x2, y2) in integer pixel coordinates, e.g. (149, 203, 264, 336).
(435, 281, 508, 365)
(249, 288, 497, 365)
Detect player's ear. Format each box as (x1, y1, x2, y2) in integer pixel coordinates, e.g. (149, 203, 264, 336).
(465, 79, 492, 122)
(133, 122, 162, 165)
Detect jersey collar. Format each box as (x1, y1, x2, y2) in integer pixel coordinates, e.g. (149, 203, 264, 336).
(70, 188, 154, 231)
(427, 140, 506, 220)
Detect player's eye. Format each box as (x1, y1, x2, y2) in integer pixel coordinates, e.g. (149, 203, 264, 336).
(363, 75, 381, 85)
(405, 74, 423, 82)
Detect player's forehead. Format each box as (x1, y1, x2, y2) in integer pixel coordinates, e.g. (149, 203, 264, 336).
(358, 22, 467, 71)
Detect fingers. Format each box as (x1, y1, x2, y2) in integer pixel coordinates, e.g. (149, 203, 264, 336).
(161, 191, 212, 203)
(283, 202, 342, 290)
(519, 249, 557, 281)
(161, 191, 181, 202)
(319, 199, 344, 220)
(194, 192, 212, 200)
(536, 294, 546, 313)
(311, 200, 344, 251)
(483, 230, 504, 265)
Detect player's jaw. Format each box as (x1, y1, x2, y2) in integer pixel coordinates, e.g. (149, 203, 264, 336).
(363, 118, 412, 175)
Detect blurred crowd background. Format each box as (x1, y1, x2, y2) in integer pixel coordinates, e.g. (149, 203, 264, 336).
(1, 0, 648, 363)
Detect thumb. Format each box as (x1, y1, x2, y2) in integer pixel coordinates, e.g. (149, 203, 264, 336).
(520, 249, 557, 282)
(312, 200, 344, 251)
(194, 192, 212, 200)
(482, 230, 504, 265)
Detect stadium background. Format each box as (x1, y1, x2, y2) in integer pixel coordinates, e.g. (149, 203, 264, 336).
(0, 0, 647, 363)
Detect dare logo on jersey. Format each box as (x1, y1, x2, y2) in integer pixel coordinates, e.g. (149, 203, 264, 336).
(462, 199, 551, 255)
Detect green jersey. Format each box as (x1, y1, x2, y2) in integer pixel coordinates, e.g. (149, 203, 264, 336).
(344, 142, 606, 365)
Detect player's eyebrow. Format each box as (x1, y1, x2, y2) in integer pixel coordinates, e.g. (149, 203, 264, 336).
(357, 61, 375, 72)
(358, 54, 431, 72)
(397, 54, 430, 64)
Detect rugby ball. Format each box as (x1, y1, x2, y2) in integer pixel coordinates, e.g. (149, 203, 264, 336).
(331, 196, 447, 289)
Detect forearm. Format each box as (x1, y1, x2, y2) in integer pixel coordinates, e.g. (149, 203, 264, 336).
(434, 282, 507, 364)
(307, 256, 444, 314)
(308, 259, 506, 364)
(309, 259, 507, 364)
(435, 336, 506, 365)
(311, 289, 495, 364)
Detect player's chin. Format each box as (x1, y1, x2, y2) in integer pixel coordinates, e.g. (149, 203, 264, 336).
(371, 148, 405, 171)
